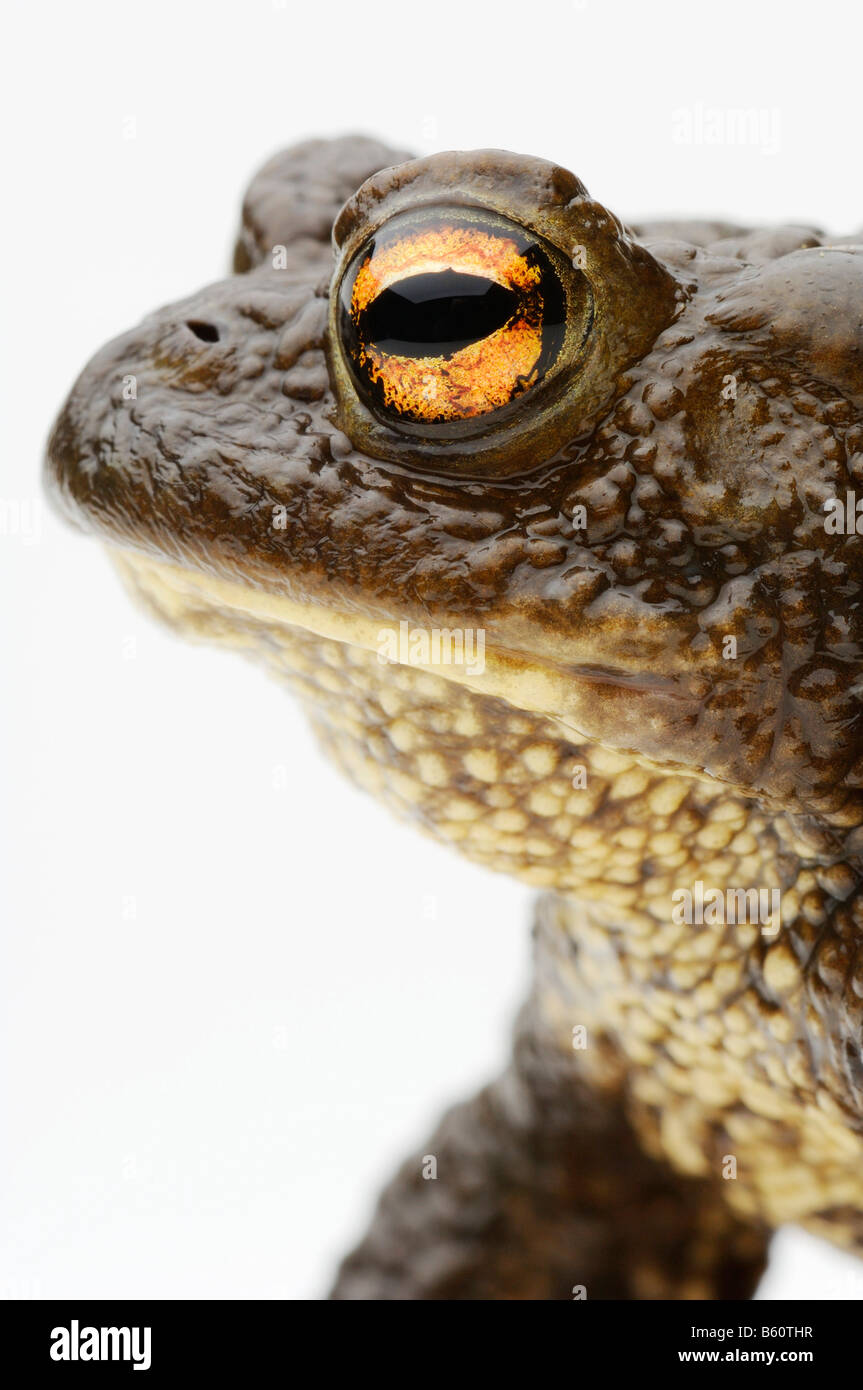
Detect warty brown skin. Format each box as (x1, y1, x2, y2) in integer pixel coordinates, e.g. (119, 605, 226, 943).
(45, 136, 863, 1299)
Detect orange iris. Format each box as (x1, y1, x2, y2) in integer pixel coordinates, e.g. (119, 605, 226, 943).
(343, 220, 558, 424)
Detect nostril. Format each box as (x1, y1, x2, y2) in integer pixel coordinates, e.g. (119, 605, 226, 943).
(186, 319, 220, 343)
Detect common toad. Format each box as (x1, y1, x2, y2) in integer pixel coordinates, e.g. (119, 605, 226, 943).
(46, 137, 863, 1299)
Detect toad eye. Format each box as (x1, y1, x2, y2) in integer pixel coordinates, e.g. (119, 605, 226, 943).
(336, 209, 574, 426)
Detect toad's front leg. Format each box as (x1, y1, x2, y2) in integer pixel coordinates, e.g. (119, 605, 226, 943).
(330, 1002, 768, 1301)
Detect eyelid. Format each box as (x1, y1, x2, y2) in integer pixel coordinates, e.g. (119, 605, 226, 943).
(329, 154, 680, 480)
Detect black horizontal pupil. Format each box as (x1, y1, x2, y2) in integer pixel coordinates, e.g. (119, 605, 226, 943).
(365, 269, 518, 359)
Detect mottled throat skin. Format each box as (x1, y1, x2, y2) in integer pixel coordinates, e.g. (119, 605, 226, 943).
(45, 137, 863, 1299)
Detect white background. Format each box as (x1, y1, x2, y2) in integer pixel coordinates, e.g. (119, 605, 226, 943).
(3, 0, 863, 1300)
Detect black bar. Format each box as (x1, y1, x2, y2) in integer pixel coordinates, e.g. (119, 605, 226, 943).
(0, 1298, 854, 1376)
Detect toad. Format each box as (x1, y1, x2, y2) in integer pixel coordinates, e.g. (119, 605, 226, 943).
(45, 136, 863, 1299)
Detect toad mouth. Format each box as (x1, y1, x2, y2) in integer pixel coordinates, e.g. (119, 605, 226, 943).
(113, 545, 712, 778)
